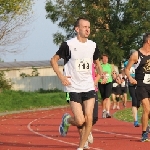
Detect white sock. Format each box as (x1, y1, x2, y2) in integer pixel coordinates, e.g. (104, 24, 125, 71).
(77, 148, 83, 150)
(106, 111, 109, 114)
(103, 109, 106, 112)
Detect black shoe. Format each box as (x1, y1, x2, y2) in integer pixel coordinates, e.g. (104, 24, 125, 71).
(141, 132, 149, 142)
(106, 113, 111, 118)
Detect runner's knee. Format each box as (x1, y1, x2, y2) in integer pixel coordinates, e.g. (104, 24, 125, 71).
(75, 118, 85, 126)
(142, 101, 150, 114)
(85, 115, 93, 123)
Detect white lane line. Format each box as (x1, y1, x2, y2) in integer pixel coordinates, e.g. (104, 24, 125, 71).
(27, 114, 103, 150)
(93, 129, 140, 140)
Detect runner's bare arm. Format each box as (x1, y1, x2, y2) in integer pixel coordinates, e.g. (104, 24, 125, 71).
(116, 76, 121, 84)
(50, 55, 71, 86)
(121, 69, 125, 77)
(111, 64, 115, 76)
(93, 59, 103, 77)
(94, 72, 101, 86)
(50, 55, 62, 78)
(125, 51, 138, 84)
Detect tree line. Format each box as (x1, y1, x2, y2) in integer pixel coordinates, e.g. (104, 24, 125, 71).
(45, 0, 150, 65)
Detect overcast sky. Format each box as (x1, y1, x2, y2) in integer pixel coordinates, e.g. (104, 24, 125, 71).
(2, 0, 61, 62)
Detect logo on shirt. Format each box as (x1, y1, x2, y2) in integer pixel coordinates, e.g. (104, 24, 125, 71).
(74, 48, 77, 51)
(143, 59, 150, 72)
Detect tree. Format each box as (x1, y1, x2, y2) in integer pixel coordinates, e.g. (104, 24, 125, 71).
(0, 0, 33, 55)
(45, 0, 150, 65)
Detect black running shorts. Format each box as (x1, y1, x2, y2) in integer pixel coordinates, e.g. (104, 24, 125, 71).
(120, 87, 127, 95)
(98, 82, 112, 100)
(69, 90, 96, 103)
(135, 85, 150, 102)
(112, 87, 121, 95)
(128, 85, 140, 108)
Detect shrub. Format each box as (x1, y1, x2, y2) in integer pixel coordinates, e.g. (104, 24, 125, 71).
(0, 71, 12, 91)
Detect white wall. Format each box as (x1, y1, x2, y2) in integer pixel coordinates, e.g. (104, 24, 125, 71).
(11, 76, 64, 91)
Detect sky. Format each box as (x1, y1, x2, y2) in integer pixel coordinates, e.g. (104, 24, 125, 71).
(2, 0, 61, 62)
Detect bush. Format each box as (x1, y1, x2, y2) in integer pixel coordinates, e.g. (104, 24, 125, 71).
(0, 71, 12, 91)
(37, 88, 62, 93)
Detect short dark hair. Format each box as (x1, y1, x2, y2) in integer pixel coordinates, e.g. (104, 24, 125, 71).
(143, 32, 150, 44)
(101, 54, 108, 59)
(74, 17, 90, 29)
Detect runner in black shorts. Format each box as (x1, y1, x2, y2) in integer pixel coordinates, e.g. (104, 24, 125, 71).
(125, 32, 150, 142)
(50, 17, 103, 150)
(66, 63, 100, 149)
(111, 71, 121, 110)
(98, 54, 114, 118)
(124, 50, 140, 127)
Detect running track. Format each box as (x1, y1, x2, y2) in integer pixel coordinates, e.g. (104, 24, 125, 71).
(0, 102, 149, 150)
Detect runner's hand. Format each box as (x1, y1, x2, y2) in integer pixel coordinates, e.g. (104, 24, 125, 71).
(101, 78, 107, 84)
(129, 76, 137, 85)
(60, 76, 71, 86)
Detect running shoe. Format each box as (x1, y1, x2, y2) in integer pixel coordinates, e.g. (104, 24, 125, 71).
(134, 124, 140, 127)
(141, 132, 149, 142)
(113, 105, 116, 110)
(134, 121, 140, 127)
(106, 113, 111, 118)
(146, 125, 150, 133)
(83, 140, 89, 149)
(102, 111, 107, 118)
(116, 106, 120, 110)
(88, 132, 93, 143)
(59, 113, 70, 136)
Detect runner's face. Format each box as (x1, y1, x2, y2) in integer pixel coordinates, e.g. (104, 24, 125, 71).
(102, 56, 108, 64)
(112, 71, 117, 78)
(76, 19, 90, 38)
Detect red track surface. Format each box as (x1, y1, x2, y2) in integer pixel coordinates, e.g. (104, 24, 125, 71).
(0, 101, 149, 150)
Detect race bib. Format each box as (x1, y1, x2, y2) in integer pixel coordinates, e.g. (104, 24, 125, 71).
(121, 81, 125, 87)
(130, 67, 135, 74)
(143, 74, 150, 84)
(106, 73, 110, 79)
(113, 83, 118, 87)
(75, 58, 91, 72)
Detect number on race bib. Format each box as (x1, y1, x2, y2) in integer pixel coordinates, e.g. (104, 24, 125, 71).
(113, 83, 118, 87)
(106, 73, 110, 79)
(75, 58, 91, 72)
(121, 81, 125, 87)
(143, 74, 150, 84)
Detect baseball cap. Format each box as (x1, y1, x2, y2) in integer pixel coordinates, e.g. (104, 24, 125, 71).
(129, 49, 136, 56)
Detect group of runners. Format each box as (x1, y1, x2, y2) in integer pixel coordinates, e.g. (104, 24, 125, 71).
(50, 17, 150, 150)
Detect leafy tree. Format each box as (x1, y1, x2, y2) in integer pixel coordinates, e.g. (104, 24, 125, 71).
(45, 0, 150, 65)
(0, 0, 33, 55)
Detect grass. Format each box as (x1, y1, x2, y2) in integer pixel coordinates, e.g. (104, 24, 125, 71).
(113, 105, 145, 124)
(0, 90, 68, 112)
(0, 90, 145, 125)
